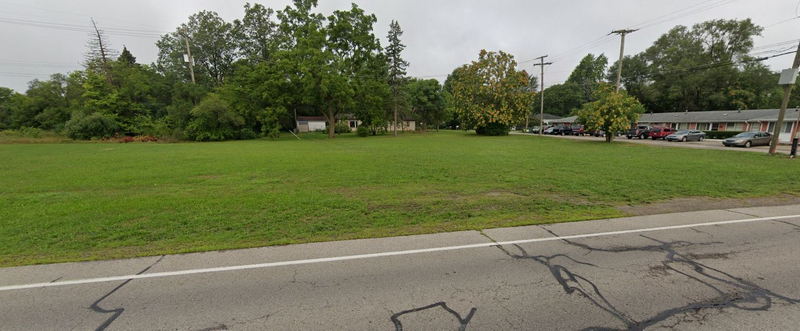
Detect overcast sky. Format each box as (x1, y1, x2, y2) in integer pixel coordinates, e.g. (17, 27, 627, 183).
(1, 0, 799, 92)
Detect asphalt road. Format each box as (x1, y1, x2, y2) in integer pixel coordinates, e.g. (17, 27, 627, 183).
(2, 205, 800, 330)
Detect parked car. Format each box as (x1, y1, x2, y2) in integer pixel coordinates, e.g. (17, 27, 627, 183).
(571, 125, 585, 136)
(587, 129, 605, 137)
(722, 131, 771, 148)
(626, 125, 651, 139)
(648, 127, 677, 140)
(549, 125, 571, 135)
(666, 130, 705, 142)
(558, 126, 573, 135)
(543, 126, 556, 134)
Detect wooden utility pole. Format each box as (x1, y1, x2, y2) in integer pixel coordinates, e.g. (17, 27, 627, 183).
(769, 42, 800, 155)
(180, 30, 196, 84)
(611, 29, 637, 92)
(532, 55, 552, 134)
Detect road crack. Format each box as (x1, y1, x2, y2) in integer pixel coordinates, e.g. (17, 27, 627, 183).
(89, 255, 165, 331)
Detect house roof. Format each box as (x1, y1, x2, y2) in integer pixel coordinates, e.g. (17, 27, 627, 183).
(531, 113, 561, 120)
(554, 116, 578, 123)
(551, 108, 800, 124)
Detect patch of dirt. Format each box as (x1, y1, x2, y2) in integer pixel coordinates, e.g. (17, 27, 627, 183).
(484, 191, 526, 197)
(618, 194, 800, 216)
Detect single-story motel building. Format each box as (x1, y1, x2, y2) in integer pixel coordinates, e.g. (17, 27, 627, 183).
(552, 108, 800, 143)
(296, 115, 416, 133)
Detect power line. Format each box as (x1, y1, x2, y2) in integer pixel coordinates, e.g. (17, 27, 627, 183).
(0, 0, 159, 31)
(621, 48, 796, 82)
(525, 0, 740, 67)
(629, 0, 739, 31)
(0, 16, 166, 38)
(763, 16, 800, 29)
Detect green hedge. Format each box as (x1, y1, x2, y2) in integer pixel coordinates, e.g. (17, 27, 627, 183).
(476, 122, 510, 136)
(703, 130, 743, 139)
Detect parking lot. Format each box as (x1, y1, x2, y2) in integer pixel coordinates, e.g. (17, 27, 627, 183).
(522, 132, 794, 154)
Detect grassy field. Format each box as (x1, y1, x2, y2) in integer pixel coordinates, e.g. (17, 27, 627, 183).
(2, 130, 799, 266)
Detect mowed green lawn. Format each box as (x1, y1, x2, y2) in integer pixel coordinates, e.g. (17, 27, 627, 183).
(1, 131, 799, 266)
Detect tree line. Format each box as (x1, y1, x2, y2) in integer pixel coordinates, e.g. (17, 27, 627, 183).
(532, 18, 800, 117)
(1, 13, 797, 140)
(0, 0, 448, 140)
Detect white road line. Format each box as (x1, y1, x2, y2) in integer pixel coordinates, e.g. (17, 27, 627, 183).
(1, 214, 798, 292)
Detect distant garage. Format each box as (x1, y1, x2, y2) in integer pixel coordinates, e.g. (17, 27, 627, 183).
(296, 116, 327, 133)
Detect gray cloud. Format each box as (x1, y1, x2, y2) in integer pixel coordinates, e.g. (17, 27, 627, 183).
(1, 0, 798, 92)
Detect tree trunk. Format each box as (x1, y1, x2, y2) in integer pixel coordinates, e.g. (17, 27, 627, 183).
(326, 108, 335, 138)
(605, 131, 613, 143)
(393, 103, 398, 137)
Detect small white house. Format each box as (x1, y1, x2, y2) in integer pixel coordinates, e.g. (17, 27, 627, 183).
(297, 114, 416, 133)
(296, 116, 327, 133)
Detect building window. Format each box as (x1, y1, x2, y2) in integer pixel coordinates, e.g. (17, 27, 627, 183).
(784, 122, 793, 133)
(711, 123, 720, 130)
(349, 120, 356, 128)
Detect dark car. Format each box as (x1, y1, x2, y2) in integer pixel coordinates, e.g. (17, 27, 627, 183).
(648, 127, 677, 140)
(571, 125, 585, 136)
(722, 131, 771, 148)
(666, 130, 705, 142)
(626, 125, 651, 139)
(550, 125, 572, 135)
(587, 129, 605, 137)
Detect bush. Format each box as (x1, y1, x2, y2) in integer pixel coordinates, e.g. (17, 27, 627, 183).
(334, 120, 352, 134)
(475, 122, 509, 136)
(238, 128, 257, 140)
(262, 125, 280, 139)
(703, 131, 743, 139)
(185, 94, 244, 141)
(18, 127, 42, 138)
(64, 112, 120, 140)
(356, 125, 369, 137)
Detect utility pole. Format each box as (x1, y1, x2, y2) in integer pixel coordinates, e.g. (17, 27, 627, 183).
(791, 106, 800, 158)
(611, 29, 637, 92)
(532, 55, 552, 135)
(769, 41, 800, 155)
(180, 29, 196, 84)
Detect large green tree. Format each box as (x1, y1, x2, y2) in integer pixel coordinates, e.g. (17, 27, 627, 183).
(234, 3, 279, 62)
(531, 82, 584, 117)
(451, 50, 534, 135)
(156, 10, 237, 87)
(406, 78, 446, 131)
(567, 53, 608, 103)
(577, 84, 645, 142)
(610, 19, 765, 112)
(386, 20, 408, 136)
